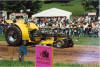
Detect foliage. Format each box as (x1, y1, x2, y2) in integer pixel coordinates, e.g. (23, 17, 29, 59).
(41, 1, 85, 16)
(0, 1, 85, 16)
(1, 0, 98, 16)
(0, 1, 43, 17)
(44, 0, 74, 3)
(82, 0, 99, 16)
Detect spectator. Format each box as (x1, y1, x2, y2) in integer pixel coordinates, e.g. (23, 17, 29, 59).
(98, 16, 100, 24)
(32, 15, 99, 37)
(87, 22, 92, 37)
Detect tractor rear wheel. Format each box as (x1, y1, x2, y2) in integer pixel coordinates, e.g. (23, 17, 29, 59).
(63, 38, 74, 48)
(5, 25, 22, 46)
(63, 39, 69, 48)
(67, 38, 74, 47)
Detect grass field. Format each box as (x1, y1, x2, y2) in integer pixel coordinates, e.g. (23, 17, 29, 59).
(40, 1, 85, 16)
(73, 36, 100, 46)
(0, 60, 99, 67)
(0, 34, 100, 46)
(0, 34, 5, 41)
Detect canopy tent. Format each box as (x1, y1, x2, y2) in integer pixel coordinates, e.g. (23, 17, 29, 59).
(32, 8, 72, 19)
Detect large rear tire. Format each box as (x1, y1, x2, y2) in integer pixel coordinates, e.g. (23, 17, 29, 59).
(5, 25, 22, 46)
(67, 38, 74, 47)
(63, 38, 74, 48)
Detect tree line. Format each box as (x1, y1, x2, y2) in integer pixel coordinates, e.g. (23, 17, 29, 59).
(0, 0, 99, 17)
(82, 0, 99, 16)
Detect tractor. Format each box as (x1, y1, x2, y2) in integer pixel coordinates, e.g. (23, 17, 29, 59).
(4, 20, 74, 48)
(0, 14, 74, 48)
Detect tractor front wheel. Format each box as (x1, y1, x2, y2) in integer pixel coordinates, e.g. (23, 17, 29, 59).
(54, 40, 64, 48)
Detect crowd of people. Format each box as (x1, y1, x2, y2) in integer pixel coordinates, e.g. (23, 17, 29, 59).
(0, 15, 100, 37)
(33, 16, 100, 37)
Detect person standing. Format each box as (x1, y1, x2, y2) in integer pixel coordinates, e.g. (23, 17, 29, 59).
(98, 16, 100, 24)
(19, 41, 27, 61)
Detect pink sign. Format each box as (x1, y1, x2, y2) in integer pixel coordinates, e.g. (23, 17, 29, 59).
(35, 46, 53, 67)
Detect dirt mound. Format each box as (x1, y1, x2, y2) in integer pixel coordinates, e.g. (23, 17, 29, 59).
(0, 42, 100, 65)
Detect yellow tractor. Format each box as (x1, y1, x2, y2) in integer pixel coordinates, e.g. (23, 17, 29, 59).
(3, 18, 74, 48)
(4, 21, 74, 48)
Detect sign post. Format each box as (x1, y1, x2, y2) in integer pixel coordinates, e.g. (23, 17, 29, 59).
(35, 46, 53, 67)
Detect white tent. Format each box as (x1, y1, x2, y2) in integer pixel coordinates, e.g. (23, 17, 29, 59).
(32, 8, 72, 19)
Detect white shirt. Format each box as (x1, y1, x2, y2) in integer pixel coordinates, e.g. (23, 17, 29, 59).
(83, 23, 88, 30)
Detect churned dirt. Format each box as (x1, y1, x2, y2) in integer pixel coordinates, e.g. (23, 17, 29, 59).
(0, 42, 100, 66)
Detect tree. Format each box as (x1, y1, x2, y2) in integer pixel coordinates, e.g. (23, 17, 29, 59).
(82, 0, 99, 16)
(91, 0, 99, 16)
(44, 0, 74, 3)
(0, 1, 43, 17)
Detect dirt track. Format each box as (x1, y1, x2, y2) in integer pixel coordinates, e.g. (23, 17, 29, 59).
(0, 42, 100, 65)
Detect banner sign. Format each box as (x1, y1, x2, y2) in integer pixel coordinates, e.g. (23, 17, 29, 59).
(88, 12, 96, 15)
(35, 46, 53, 67)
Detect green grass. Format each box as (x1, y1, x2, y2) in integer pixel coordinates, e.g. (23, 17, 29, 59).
(0, 60, 34, 67)
(40, 1, 85, 16)
(72, 36, 100, 46)
(54, 63, 99, 67)
(0, 60, 99, 67)
(0, 34, 5, 41)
